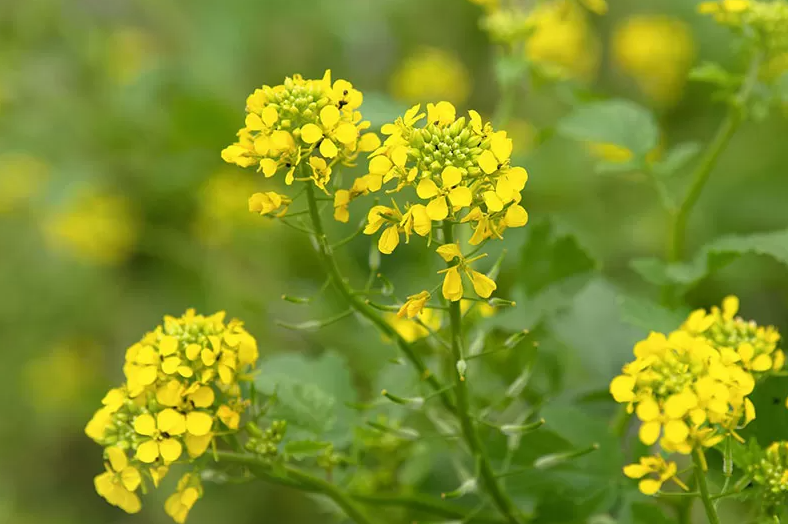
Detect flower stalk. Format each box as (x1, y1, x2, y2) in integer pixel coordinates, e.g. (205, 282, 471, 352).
(693, 448, 721, 524)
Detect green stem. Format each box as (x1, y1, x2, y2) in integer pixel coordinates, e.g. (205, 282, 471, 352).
(303, 181, 455, 414)
(667, 52, 762, 263)
(442, 222, 526, 524)
(693, 448, 721, 524)
(214, 451, 376, 524)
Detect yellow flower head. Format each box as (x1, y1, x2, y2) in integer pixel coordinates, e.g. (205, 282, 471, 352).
(221, 70, 378, 191)
(699, 0, 788, 57)
(362, 103, 529, 252)
(610, 329, 756, 454)
(87, 309, 258, 521)
(397, 290, 431, 319)
(390, 47, 471, 105)
(682, 295, 784, 376)
(165, 473, 202, 524)
(386, 308, 442, 343)
(42, 189, 139, 265)
(612, 15, 696, 106)
(623, 455, 687, 495)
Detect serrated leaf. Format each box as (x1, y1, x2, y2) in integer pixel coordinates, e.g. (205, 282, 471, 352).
(284, 440, 332, 460)
(651, 142, 701, 177)
(255, 351, 358, 443)
(617, 295, 690, 334)
(557, 100, 659, 156)
(631, 228, 788, 289)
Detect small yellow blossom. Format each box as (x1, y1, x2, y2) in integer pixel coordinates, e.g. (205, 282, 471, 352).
(94, 447, 142, 513)
(391, 47, 471, 105)
(623, 455, 687, 495)
(165, 473, 202, 524)
(386, 309, 442, 343)
(397, 291, 431, 319)
(333, 177, 369, 223)
(612, 16, 696, 106)
(436, 243, 497, 302)
(248, 191, 291, 217)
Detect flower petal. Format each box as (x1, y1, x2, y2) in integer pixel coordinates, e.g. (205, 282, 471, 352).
(416, 178, 439, 199)
(426, 197, 449, 221)
(133, 414, 156, 436)
(186, 412, 214, 436)
(159, 438, 183, 463)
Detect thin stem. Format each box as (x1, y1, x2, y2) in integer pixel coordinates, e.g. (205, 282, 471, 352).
(667, 52, 762, 263)
(214, 451, 376, 524)
(303, 180, 455, 413)
(442, 222, 526, 524)
(693, 448, 721, 524)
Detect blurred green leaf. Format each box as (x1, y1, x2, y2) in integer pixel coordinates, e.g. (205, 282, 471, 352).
(631, 228, 788, 289)
(594, 159, 645, 175)
(689, 62, 739, 87)
(255, 351, 358, 443)
(361, 92, 408, 129)
(651, 142, 701, 177)
(556, 100, 659, 156)
(628, 502, 674, 524)
(617, 294, 690, 334)
(740, 376, 788, 445)
(284, 439, 332, 460)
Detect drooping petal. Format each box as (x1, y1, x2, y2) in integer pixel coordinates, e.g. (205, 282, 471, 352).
(442, 267, 463, 302)
(106, 446, 128, 473)
(185, 433, 213, 458)
(120, 466, 142, 492)
(482, 191, 503, 213)
(609, 375, 636, 402)
(378, 225, 400, 254)
(334, 123, 358, 144)
(436, 243, 463, 262)
(470, 270, 497, 298)
(410, 204, 431, 236)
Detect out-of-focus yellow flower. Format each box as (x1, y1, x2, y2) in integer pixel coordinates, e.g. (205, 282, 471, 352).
(623, 455, 687, 495)
(42, 190, 138, 265)
(24, 341, 97, 413)
(612, 16, 696, 107)
(194, 169, 263, 246)
(397, 290, 431, 319)
(386, 309, 442, 343)
(165, 473, 202, 524)
(524, 0, 601, 83)
(586, 141, 663, 165)
(436, 243, 498, 302)
(390, 47, 471, 105)
(0, 153, 49, 213)
(106, 27, 155, 85)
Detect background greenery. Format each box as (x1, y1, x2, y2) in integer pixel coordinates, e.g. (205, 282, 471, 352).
(2, 0, 788, 523)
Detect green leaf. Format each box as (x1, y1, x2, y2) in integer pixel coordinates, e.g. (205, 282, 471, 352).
(556, 99, 659, 156)
(283, 440, 332, 460)
(651, 142, 701, 177)
(617, 294, 690, 334)
(255, 351, 358, 443)
(631, 228, 788, 289)
(689, 62, 738, 87)
(628, 502, 674, 524)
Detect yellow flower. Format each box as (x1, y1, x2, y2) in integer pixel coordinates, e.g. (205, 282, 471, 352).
(612, 16, 695, 106)
(365, 104, 530, 250)
(248, 191, 291, 217)
(221, 70, 377, 194)
(386, 309, 442, 343)
(333, 177, 369, 223)
(42, 189, 138, 265)
(436, 243, 497, 302)
(397, 291, 431, 319)
(165, 473, 202, 524)
(623, 455, 687, 495)
(133, 409, 187, 463)
(523, 0, 601, 82)
(94, 447, 142, 513)
(0, 153, 49, 214)
(390, 47, 471, 105)
(217, 404, 241, 430)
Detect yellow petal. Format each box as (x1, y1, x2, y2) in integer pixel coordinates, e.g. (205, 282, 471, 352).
(201, 348, 217, 366)
(416, 178, 439, 199)
(320, 105, 340, 128)
(189, 386, 215, 408)
(159, 438, 183, 463)
(409, 204, 431, 236)
(664, 420, 689, 444)
(300, 124, 323, 144)
(334, 123, 358, 144)
(722, 295, 739, 320)
(378, 225, 400, 255)
(260, 158, 278, 177)
(185, 433, 213, 458)
(505, 204, 529, 228)
(94, 471, 115, 498)
(436, 243, 463, 262)
(663, 394, 690, 419)
(320, 138, 339, 158)
(738, 342, 755, 363)
(186, 412, 214, 436)
(639, 421, 661, 445)
(442, 267, 463, 302)
(482, 191, 503, 213)
(161, 356, 181, 375)
(471, 270, 497, 298)
(478, 150, 498, 174)
(506, 167, 528, 191)
(261, 106, 278, 126)
(245, 113, 264, 130)
(636, 397, 660, 421)
(137, 365, 157, 386)
(270, 130, 294, 151)
(638, 479, 661, 495)
(158, 408, 187, 436)
(106, 446, 128, 473)
(120, 466, 142, 492)
(358, 132, 381, 152)
(448, 186, 472, 208)
(609, 375, 636, 402)
(156, 380, 184, 407)
(136, 440, 160, 463)
(369, 155, 392, 175)
(185, 343, 201, 361)
(426, 197, 449, 221)
(441, 166, 462, 188)
(159, 336, 179, 356)
(491, 131, 513, 162)
(623, 463, 650, 479)
(391, 145, 408, 167)
(752, 353, 772, 372)
(133, 414, 156, 436)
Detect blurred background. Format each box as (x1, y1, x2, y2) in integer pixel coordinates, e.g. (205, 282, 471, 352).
(2, 0, 788, 523)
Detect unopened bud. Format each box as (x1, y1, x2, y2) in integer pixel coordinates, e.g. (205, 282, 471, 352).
(534, 444, 599, 470)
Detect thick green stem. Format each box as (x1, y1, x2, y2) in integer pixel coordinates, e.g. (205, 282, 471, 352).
(667, 52, 762, 263)
(303, 181, 455, 413)
(693, 448, 721, 524)
(215, 451, 376, 524)
(442, 222, 526, 524)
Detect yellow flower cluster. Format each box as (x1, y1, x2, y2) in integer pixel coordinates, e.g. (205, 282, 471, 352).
(612, 15, 696, 106)
(85, 310, 259, 522)
(221, 70, 379, 195)
(623, 455, 687, 495)
(354, 102, 528, 254)
(682, 296, 784, 377)
(699, 0, 788, 56)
